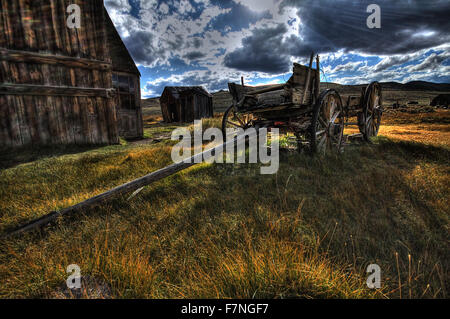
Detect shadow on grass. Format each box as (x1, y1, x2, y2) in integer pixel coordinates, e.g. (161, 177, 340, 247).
(376, 136, 450, 163)
(0, 144, 105, 170)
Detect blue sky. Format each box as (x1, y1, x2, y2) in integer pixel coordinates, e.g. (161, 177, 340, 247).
(104, 0, 450, 98)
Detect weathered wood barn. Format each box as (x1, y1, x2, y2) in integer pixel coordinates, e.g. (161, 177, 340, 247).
(160, 86, 213, 123)
(0, 0, 143, 148)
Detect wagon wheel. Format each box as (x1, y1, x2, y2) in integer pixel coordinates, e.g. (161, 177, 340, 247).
(222, 105, 254, 141)
(309, 89, 344, 154)
(361, 82, 382, 141)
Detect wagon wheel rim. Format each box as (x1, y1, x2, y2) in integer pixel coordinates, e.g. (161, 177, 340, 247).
(363, 82, 382, 139)
(312, 91, 344, 154)
(222, 105, 254, 140)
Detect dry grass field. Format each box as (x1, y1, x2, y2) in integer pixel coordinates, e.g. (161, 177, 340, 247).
(0, 88, 448, 299)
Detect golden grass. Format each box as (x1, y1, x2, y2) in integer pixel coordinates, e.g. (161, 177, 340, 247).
(0, 109, 448, 299)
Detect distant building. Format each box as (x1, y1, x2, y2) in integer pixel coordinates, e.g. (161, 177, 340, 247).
(160, 87, 213, 123)
(430, 94, 450, 108)
(0, 0, 143, 148)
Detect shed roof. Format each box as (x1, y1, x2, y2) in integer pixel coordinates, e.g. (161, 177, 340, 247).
(162, 86, 212, 99)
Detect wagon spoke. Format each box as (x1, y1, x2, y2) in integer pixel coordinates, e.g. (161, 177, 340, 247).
(367, 118, 373, 135)
(227, 120, 243, 128)
(233, 113, 246, 127)
(318, 116, 327, 128)
(316, 129, 326, 136)
(372, 120, 378, 134)
(318, 135, 327, 152)
(330, 110, 340, 124)
(222, 105, 255, 142)
(329, 98, 336, 120)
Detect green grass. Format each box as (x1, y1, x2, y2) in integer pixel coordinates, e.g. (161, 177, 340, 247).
(0, 113, 448, 299)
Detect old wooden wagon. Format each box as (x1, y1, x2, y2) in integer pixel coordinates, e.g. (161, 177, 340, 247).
(0, 0, 143, 148)
(160, 86, 213, 123)
(222, 54, 383, 153)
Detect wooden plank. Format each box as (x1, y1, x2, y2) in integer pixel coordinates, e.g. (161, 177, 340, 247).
(10, 0, 25, 49)
(31, 0, 46, 51)
(0, 83, 116, 97)
(0, 48, 112, 71)
(19, 0, 37, 49)
(72, 96, 84, 144)
(16, 96, 32, 144)
(302, 53, 314, 104)
(7, 95, 23, 146)
(54, 96, 69, 144)
(315, 55, 320, 101)
(95, 96, 109, 143)
(0, 0, 6, 47)
(49, 0, 62, 51)
(35, 95, 51, 144)
(246, 84, 286, 96)
(39, 1, 56, 52)
(58, 0, 72, 56)
(0, 95, 12, 146)
(0, 61, 9, 83)
(46, 95, 61, 144)
(6, 133, 248, 237)
(24, 95, 39, 143)
(1, 0, 13, 48)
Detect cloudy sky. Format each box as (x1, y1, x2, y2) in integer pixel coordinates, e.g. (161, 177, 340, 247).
(104, 0, 450, 98)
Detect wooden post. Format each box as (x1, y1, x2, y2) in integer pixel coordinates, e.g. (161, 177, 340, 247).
(315, 55, 320, 102)
(241, 76, 245, 87)
(302, 52, 315, 105)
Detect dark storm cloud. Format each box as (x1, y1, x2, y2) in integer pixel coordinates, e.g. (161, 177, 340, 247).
(209, 1, 272, 32)
(183, 51, 207, 60)
(282, 0, 450, 56)
(224, 24, 294, 73)
(123, 31, 165, 66)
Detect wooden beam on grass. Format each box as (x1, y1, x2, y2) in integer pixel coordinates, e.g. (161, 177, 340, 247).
(6, 134, 247, 237)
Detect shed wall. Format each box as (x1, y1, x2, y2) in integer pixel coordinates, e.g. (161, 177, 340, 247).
(160, 89, 213, 123)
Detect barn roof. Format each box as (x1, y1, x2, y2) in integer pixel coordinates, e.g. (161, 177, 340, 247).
(162, 86, 212, 99)
(104, 8, 140, 76)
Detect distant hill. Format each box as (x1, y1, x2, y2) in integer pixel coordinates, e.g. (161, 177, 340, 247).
(141, 97, 160, 108)
(388, 81, 450, 91)
(320, 81, 450, 92)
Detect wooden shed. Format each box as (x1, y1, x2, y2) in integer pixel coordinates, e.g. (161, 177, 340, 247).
(160, 86, 213, 123)
(0, 0, 143, 148)
(430, 94, 450, 108)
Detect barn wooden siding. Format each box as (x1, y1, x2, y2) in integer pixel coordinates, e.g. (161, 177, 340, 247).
(160, 87, 213, 123)
(0, 0, 119, 147)
(105, 11, 143, 139)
